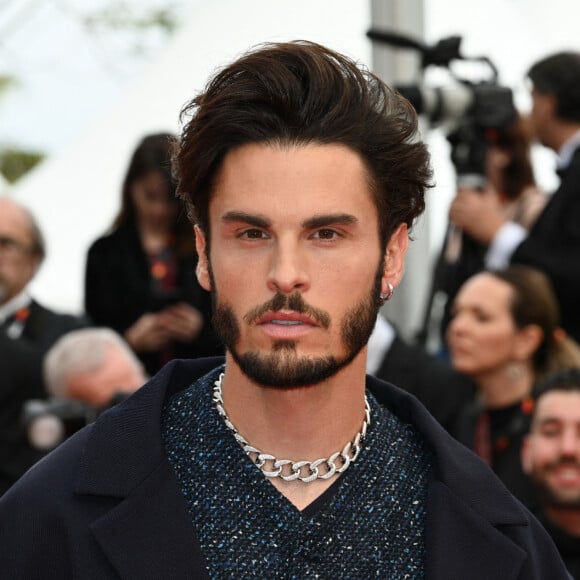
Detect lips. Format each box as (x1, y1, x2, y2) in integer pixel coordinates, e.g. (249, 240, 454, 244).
(257, 311, 317, 326)
(548, 464, 580, 487)
(256, 310, 318, 339)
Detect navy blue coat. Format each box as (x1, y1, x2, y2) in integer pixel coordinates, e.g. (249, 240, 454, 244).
(0, 358, 571, 579)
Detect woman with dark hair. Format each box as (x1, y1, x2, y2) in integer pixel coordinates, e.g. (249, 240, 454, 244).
(84, 133, 222, 375)
(420, 115, 547, 353)
(447, 264, 580, 507)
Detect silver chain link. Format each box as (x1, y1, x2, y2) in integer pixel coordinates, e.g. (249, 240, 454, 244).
(212, 373, 370, 483)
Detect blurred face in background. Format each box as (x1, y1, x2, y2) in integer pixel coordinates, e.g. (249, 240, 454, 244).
(522, 390, 580, 508)
(130, 171, 178, 231)
(65, 345, 146, 408)
(528, 88, 556, 150)
(446, 273, 527, 378)
(0, 200, 40, 305)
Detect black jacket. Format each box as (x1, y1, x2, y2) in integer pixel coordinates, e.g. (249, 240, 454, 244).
(0, 358, 570, 579)
(84, 223, 223, 374)
(373, 334, 476, 433)
(0, 300, 86, 494)
(512, 146, 580, 343)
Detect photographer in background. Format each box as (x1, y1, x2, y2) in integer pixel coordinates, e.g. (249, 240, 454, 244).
(25, 327, 148, 453)
(423, 115, 546, 354)
(43, 327, 147, 408)
(450, 51, 580, 345)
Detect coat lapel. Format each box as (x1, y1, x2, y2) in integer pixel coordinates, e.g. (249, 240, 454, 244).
(425, 480, 525, 580)
(89, 461, 209, 580)
(75, 359, 222, 579)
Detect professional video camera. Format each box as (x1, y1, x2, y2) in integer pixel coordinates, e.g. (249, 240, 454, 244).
(367, 29, 516, 185)
(22, 393, 130, 451)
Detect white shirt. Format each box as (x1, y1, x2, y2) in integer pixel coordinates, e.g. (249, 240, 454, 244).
(484, 129, 580, 269)
(366, 315, 395, 375)
(0, 288, 32, 326)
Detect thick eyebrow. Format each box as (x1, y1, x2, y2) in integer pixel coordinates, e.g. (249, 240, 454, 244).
(302, 214, 359, 229)
(221, 211, 271, 229)
(220, 211, 359, 230)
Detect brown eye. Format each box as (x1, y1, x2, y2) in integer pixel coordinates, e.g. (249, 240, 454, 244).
(240, 229, 267, 239)
(314, 229, 338, 240)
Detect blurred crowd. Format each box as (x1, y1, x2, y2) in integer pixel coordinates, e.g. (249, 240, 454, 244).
(2, 49, 580, 576)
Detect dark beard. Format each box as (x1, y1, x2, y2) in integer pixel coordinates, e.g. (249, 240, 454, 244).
(531, 461, 580, 509)
(210, 264, 383, 388)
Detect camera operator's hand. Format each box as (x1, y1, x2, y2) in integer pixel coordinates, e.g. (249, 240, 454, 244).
(124, 313, 173, 352)
(449, 186, 506, 245)
(157, 302, 204, 343)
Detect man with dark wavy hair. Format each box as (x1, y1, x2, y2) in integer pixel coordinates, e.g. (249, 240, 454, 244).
(0, 41, 570, 579)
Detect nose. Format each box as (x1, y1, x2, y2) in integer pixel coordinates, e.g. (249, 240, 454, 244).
(559, 428, 580, 459)
(447, 311, 467, 341)
(266, 237, 309, 295)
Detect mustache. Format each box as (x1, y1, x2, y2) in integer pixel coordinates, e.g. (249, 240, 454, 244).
(547, 457, 580, 470)
(243, 292, 331, 329)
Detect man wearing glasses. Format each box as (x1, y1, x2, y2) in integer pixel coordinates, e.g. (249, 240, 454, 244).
(0, 196, 85, 494)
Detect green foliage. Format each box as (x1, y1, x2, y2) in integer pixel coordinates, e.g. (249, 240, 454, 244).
(0, 75, 16, 96)
(0, 149, 44, 183)
(83, 4, 178, 35)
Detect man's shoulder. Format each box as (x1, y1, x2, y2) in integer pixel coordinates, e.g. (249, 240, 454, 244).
(87, 224, 138, 255)
(0, 423, 92, 511)
(26, 300, 88, 344)
(367, 374, 531, 520)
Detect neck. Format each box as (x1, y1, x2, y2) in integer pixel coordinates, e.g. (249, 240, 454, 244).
(545, 506, 580, 537)
(219, 350, 369, 509)
(137, 221, 171, 253)
(473, 363, 534, 409)
(552, 124, 580, 152)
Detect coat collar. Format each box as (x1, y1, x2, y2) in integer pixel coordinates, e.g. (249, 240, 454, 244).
(77, 359, 531, 579)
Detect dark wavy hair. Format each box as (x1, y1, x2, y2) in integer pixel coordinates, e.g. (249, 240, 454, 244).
(493, 115, 536, 200)
(533, 367, 580, 401)
(112, 132, 194, 255)
(528, 51, 580, 123)
(174, 40, 432, 248)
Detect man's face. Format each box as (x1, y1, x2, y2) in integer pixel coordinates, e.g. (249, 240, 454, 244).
(0, 200, 40, 304)
(195, 143, 407, 388)
(66, 345, 146, 408)
(528, 88, 555, 149)
(522, 391, 580, 508)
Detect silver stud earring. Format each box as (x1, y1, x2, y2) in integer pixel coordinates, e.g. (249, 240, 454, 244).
(379, 283, 394, 304)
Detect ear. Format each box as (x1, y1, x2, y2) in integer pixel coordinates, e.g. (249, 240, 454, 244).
(513, 323, 543, 361)
(380, 223, 409, 295)
(194, 226, 211, 291)
(544, 93, 559, 118)
(520, 434, 533, 475)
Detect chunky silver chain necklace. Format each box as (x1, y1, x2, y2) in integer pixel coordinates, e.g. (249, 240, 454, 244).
(212, 373, 371, 483)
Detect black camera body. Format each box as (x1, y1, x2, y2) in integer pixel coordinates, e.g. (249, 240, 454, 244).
(22, 393, 130, 451)
(367, 29, 516, 181)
